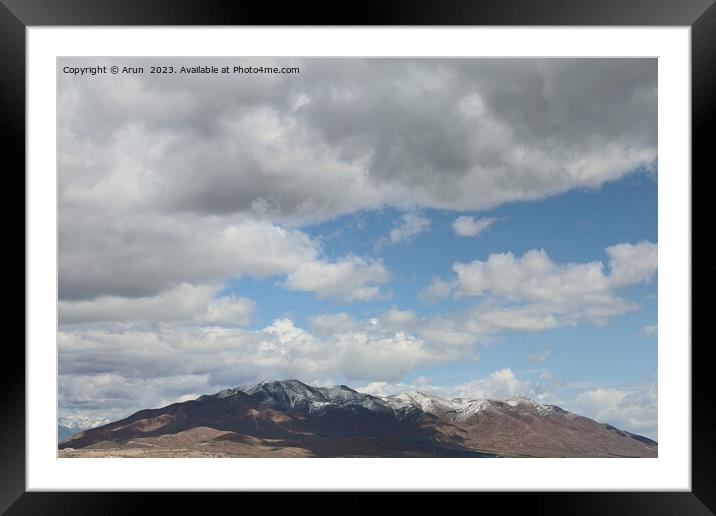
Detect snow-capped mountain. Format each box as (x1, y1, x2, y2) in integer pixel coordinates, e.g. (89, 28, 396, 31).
(384, 392, 559, 421)
(215, 379, 428, 424)
(59, 379, 657, 458)
(381, 390, 655, 458)
(59, 415, 112, 430)
(211, 379, 396, 416)
(58, 415, 114, 443)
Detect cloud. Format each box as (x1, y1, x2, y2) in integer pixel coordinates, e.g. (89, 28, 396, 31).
(59, 283, 255, 326)
(59, 57, 656, 303)
(389, 212, 431, 244)
(60, 211, 390, 304)
(337, 331, 434, 380)
(380, 307, 418, 328)
(202, 296, 257, 327)
(452, 216, 498, 237)
(447, 368, 545, 399)
(450, 248, 605, 299)
(567, 383, 658, 440)
(58, 216, 320, 301)
(528, 345, 551, 363)
(281, 255, 391, 302)
(606, 241, 658, 287)
(358, 367, 560, 405)
(59, 372, 213, 423)
(308, 312, 359, 334)
(59, 58, 656, 225)
(424, 242, 657, 328)
(640, 325, 658, 338)
(421, 277, 456, 299)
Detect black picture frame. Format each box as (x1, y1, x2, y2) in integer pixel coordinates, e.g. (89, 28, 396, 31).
(2, 0, 711, 512)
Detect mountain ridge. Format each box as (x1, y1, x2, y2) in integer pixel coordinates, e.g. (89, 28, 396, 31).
(59, 379, 657, 458)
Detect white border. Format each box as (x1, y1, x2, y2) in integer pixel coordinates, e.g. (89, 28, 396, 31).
(27, 27, 690, 491)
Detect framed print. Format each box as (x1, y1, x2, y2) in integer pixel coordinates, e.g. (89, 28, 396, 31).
(3, 0, 713, 512)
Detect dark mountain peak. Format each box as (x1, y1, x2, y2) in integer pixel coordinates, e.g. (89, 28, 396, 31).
(259, 378, 309, 388)
(237, 379, 328, 410)
(244, 378, 314, 392)
(208, 379, 315, 400)
(257, 378, 321, 394)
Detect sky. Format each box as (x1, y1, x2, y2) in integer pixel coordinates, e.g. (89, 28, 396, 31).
(57, 58, 658, 439)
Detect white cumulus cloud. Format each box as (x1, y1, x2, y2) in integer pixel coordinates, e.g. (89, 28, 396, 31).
(640, 324, 658, 338)
(452, 215, 498, 237)
(606, 241, 658, 287)
(389, 212, 431, 244)
(282, 255, 391, 302)
(424, 242, 657, 328)
(358, 367, 559, 404)
(567, 383, 657, 440)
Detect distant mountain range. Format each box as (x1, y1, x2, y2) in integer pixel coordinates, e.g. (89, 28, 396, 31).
(58, 425, 77, 442)
(58, 379, 657, 458)
(58, 415, 112, 443)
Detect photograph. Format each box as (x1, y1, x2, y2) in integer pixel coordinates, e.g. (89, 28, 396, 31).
(56, 57, 658, 459)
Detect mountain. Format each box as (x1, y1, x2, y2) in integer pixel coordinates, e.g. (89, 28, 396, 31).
(58, 379, 657, 458)
(384, 392, 657, 458)
(58, 425, 77, 442)
(58, 416, 112, 444)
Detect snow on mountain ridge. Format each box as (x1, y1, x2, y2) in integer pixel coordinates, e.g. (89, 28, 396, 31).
(206, 380, 561, 419)
(58, 415, 112, 430)
(211, 379, 395, 415)
(383, 391, 560, 419)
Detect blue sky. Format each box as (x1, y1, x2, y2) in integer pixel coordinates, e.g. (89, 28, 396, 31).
(220, 168, 657, 390)
(58, 57, 658, 438)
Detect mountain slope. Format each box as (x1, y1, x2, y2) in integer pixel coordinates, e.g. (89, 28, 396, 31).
(59, 379, 657, 458)
(387, 392, 656, 458)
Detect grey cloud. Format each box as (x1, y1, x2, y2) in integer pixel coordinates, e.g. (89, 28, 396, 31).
(58, 57, 656, 301)
(58, 213, 319, 300)
(59, 373, 212, 421)
(59, 57, 656, 219)
(58, 284, 255, 326)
